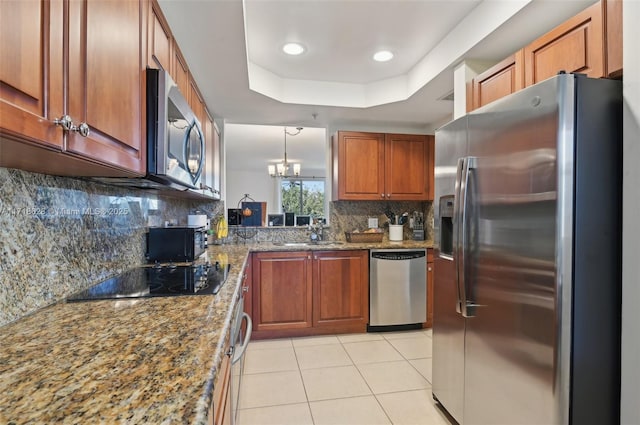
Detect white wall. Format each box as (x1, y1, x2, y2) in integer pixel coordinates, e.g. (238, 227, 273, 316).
(621, 1, 640, 423)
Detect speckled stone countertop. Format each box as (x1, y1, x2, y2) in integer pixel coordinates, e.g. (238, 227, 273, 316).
(0, 241, 433, 424)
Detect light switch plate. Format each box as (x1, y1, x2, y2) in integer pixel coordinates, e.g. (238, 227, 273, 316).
(368, 217, 378, 228)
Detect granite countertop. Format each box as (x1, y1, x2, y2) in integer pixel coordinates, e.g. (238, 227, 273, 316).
(0, 241, 433, 424)
(0, 244, 250, 425)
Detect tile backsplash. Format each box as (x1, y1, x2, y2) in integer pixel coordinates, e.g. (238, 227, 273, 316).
(0, 167, 222, 326)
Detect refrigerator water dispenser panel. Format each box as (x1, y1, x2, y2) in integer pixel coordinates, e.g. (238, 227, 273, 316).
(440, 195, 454, 257)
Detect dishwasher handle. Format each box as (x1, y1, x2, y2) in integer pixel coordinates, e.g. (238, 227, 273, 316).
(371, 250, 426, 261)
(231, 313, 252, 365)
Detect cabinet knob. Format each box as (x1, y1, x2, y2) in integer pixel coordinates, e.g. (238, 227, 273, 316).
(73, 122, 90, 137)
(242, 286, 249, 292)
(53, 115, 73, 131)
(386, 193, 391, 198)
(381, 193, 385, 198)
(428, 266, 432, 271)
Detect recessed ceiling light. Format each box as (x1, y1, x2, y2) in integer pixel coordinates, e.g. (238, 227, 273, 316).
(373, 50, 394, 62)
(283, 43, 305, 56)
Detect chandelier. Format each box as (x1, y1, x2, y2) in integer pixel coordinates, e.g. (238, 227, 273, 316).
(268, 127, 303, 178)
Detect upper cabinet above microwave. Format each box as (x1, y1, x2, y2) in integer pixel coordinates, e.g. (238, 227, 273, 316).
(332, 131, 434, 201)
(0, 0, 146, 177)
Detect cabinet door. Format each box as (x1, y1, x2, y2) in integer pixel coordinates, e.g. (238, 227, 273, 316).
(605, 0, 622, 78)
(423, 249, 434, 329)
(471, 52, 524, 110)
(523, 2, 603, 86)
(385, 134, 432, 201)
(0, 0, 64, 149)
(242, 254, 252, 334)
(312, 250, 368, 330)
(426, 261, 434, 328)
(173, 44, 190, 100)
(203, 112, 222, 198)
(252, 251, 312, 331)
(334, 131, 385, 200)
(67, 0, 145, 174)
(210, 344, 231, 425)
(148, 0, 172, 71)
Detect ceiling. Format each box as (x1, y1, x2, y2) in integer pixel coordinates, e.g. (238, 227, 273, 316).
(158, 0, 595, 131)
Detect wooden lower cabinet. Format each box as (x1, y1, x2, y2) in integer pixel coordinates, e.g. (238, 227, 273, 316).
(252, 251, 313, 333)
(424, 248, 434, 329)
(312, 250, 368, 329)
(210, 342, 231, 425)
(251, 250, 368, 339)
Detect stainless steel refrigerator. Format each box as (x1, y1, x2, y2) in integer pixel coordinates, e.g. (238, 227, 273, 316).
(432, 73, 622, 425)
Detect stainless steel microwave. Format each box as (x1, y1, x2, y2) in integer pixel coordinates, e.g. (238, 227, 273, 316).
(146, 68, 204, 190)
(92, 69, 206, 193)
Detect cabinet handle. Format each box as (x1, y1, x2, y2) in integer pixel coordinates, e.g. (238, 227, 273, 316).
(73, 122, 90, 137)
(53, 115, 74, 131)
(242, 286, 249, 292)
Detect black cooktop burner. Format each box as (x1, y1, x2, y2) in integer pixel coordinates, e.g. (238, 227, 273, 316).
(66, 262, 231, 302)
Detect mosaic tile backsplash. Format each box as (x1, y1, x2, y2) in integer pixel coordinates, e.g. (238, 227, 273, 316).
(0, 167, 223, 326)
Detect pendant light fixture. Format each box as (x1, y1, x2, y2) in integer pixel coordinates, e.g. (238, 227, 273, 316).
(268, 127, 303, 178)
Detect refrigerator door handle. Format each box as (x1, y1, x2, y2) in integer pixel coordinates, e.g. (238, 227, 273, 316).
(452, 157, 466, 315)
(459, 157, 477, 318)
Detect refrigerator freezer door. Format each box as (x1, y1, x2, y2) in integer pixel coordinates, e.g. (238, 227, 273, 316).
(432, 116, 469, 424)
(462, 76, 563, 424)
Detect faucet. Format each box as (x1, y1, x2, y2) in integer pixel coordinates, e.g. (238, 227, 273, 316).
(308, 220, 324, 242)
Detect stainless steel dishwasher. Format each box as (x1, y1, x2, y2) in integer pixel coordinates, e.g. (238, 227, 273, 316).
(368, 249, 427, 331)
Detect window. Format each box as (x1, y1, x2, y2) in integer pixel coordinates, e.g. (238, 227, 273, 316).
(281, 179, 325, 217)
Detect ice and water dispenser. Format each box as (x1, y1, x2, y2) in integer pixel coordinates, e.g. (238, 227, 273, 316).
(439, 195, 454, 257)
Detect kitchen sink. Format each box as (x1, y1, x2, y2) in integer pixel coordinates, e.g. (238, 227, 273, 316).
(272, 241, 344, 246)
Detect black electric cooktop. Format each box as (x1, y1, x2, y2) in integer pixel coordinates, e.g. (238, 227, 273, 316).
(66, 262, 231, 302)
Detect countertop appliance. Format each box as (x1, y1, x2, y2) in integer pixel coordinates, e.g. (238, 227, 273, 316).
(368, 249, 426, 331)
(93, 69, 216, 198)
(66, 262, 230, 301)
(432, 74, 622, 425)
(147, 226, 207, 262)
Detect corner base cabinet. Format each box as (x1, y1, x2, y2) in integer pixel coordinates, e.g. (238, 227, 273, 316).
(251, 250, 368, 339)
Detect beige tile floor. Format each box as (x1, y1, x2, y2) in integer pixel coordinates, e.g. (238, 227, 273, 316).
(237, 328, 451, 425)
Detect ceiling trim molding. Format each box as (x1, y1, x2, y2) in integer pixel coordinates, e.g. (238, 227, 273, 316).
(242, 0, 533, 108)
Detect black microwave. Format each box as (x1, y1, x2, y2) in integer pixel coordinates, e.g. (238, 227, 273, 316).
(146, 226, 207, 262)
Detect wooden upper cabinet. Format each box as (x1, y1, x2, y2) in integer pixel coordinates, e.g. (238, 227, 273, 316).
(172, 44, 190, 100)
(312, 250, 368, 329)
(252, 251, 313, 332)
(605, 0, 622, 78)
(334, 131, 433, 201)
(471, 52, 524, 110)
(148, 0, 172, 71)
(523, 2, 604, 86)
(333, 131, 386, 201)
(203, 112, 222, 198)
(66, 0, 145, 174)
(385, 133, 432, 201)
(0, 0, 64, 149)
